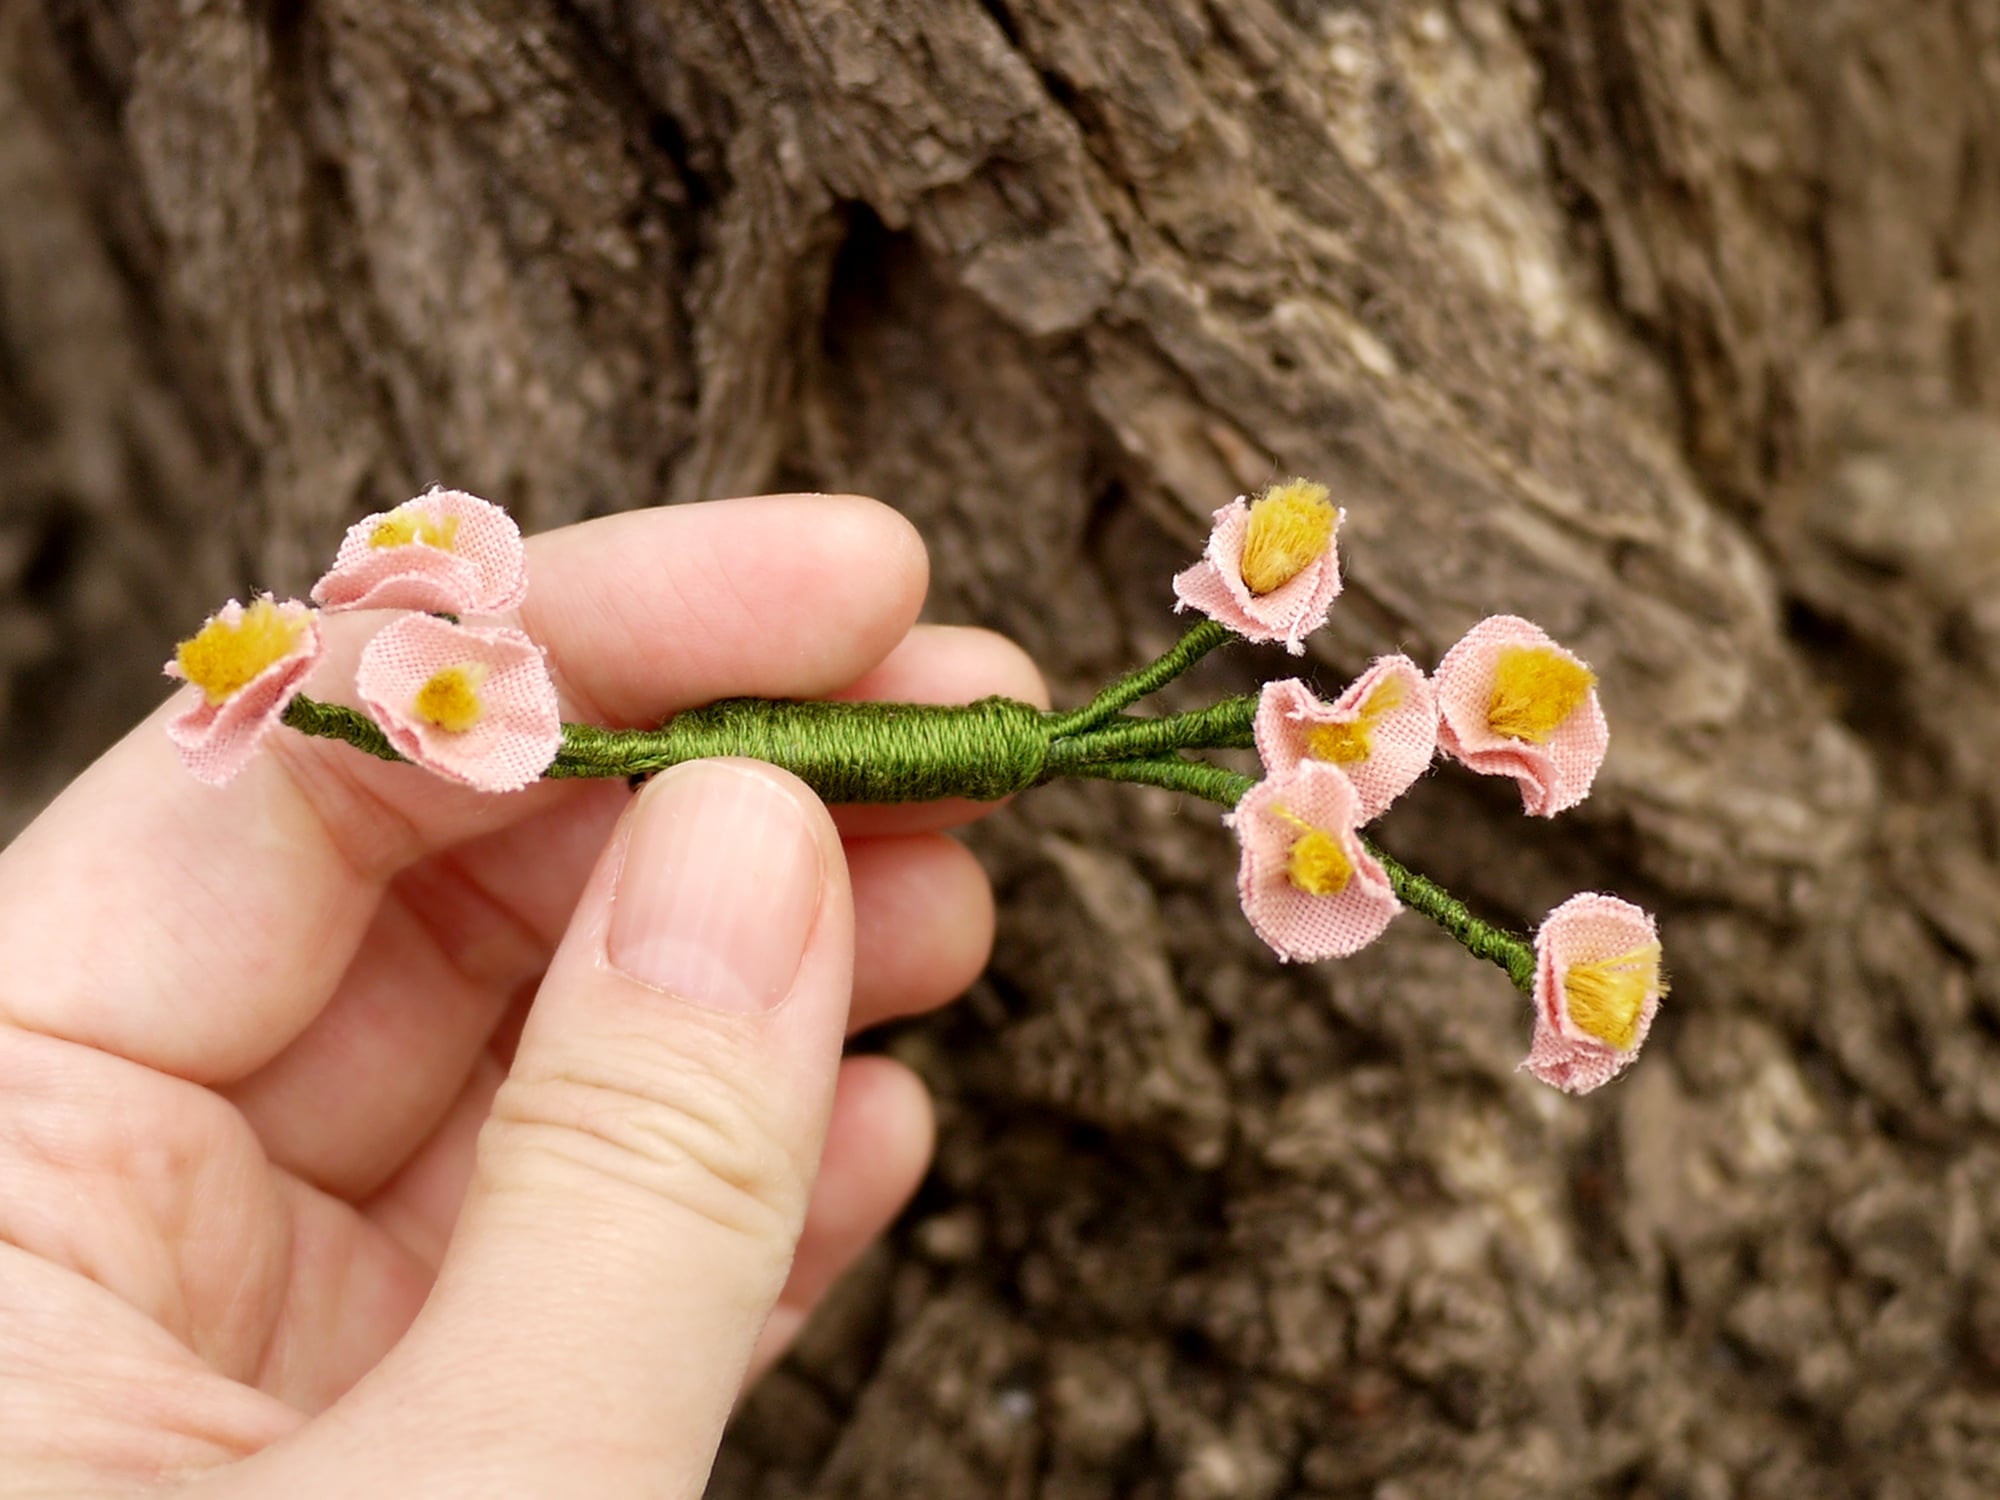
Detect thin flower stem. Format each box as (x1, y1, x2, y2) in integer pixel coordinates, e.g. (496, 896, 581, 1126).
(1044, 695, 1257, 770)
(1058, 755, 1257, 805)
(1041, 620, 1234, 739)
(1363, 838, 1536, 992)
(1053, 752, 1539, 991)
(282, 697, 406, 764)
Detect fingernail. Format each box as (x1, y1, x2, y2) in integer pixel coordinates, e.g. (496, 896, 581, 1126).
(608, 762, 823, 1012)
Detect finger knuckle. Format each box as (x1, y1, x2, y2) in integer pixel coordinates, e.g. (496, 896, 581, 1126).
(484, 1038, 804, 1251)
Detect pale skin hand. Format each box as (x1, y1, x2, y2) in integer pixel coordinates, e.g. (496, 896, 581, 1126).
(0, 495, 1045, 1497)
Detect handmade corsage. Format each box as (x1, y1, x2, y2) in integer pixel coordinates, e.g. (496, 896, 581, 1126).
(164, 480, 1666, 1094)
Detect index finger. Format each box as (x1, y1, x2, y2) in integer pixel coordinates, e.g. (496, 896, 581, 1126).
(0, 495, 929, 1082)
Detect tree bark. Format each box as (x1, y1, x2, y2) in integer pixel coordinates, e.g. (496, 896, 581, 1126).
(6, 0, 2000, 1493)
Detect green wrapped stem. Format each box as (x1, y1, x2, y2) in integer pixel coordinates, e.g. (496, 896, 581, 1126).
(1042, 620, 1233, 738)
(281, 689, 1539, 989)
(281, 613, 1251, 805)
(1063, 755, 1255, 804)
(283, 686, 1261, 805)
(282, 696, 407, 764)
(1044, 695, 1257, 771)
(1364, 838, 1536, 992)
(551, 695, 1050, 801)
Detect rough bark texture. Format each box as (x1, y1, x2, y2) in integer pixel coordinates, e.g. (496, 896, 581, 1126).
(6, 0, 2000, 1494)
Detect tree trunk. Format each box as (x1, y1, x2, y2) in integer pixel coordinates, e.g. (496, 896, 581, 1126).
(7, 0, 2000, 1493)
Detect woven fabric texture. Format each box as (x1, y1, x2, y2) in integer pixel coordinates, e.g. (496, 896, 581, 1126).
(1523, 892, 1662, 1094)
(163, 597, 323, 787)
(1433, 614, 1607, 817)
(1254, 658, 1437, 823)
(1172, 497, 1344, 654)
(356, 614, 561, 792)
(1228, 761, 1400, 962)
(313, 487, 529, 615)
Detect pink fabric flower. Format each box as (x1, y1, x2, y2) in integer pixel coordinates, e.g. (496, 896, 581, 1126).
(1433, 615, 1607, 817)
(163, 596, 323, 786)
(356, 614, 562, 792)
(1522, 893, 1665, 1094)
(1173, 480, 1345, 654)
(312, 487, 528, 615)
(1254, 658, 1437, 823)
(1227, 761, 1400, 961)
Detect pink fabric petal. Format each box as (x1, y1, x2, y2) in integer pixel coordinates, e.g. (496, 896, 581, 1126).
(1253, 658, 1438, 822)
(1433, 615, 1607, 817)
(1172, 497, 1344, 654)
(162, 597, 323, 787)
(1227, 762, 1400, 961)
(312, 487, 529, 614)
(1523, 893, 1663, 1094)
(356, 614, 562, 792)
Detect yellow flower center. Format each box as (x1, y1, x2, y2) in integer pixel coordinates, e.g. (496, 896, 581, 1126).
(1486, 645, 1596, 744)
(1561, 943, 1664, 1050)
(369, 505, 461, 551)
(1306, 677, 1405, 766)
(414, 663, 489, 733)
(174, 599, 308, 706)
(1283, 818, 1354, 897)
(1239, 479, 1337, 595)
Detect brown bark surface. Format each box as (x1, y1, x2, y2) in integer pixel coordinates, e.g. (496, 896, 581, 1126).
(6, 0, 2000, 1494)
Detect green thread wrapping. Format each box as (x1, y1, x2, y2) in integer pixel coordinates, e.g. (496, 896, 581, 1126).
(1063, 755, 1255, 805)
(282, 697, 406, 764)
(282, 693, 1263, 802)
(1364, 838, 1536, 992)
(283, 617, 1245, 801)
(1044, 695, 1257, 772)
(1042, 620, 1233, 738)
(279, 687, 1536, 991)
(550, 696, 1050, 802)
(285, 688, 1260, 807)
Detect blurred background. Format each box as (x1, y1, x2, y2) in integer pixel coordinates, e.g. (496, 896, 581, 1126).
(7, 2, 2000, 1495)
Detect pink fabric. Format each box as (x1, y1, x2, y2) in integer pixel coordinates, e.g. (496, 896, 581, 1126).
(356, 614, 562, 792)
(1172, 496, 1344, 654)
(1433, 615, 1607, 817)
(163, 597, 322, 787)
(1254, 658, 1437, 823)
(1228, 762, 1400, 961)
(312, 487, 529, 615)
(1523, 892, 1662, 1094)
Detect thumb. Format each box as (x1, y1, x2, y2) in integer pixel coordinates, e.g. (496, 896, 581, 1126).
(261, 760, 850, 1496)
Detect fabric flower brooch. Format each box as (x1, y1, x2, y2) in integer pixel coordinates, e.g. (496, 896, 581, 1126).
(165, 478, 1664, 1095)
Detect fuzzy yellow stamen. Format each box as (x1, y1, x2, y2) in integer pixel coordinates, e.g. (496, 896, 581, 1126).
(1561, 944, 1664, 1050)
(1487, 646, 1596, 744)
(1285, 823, 1354, 897)
(1306, 676, 1406, 765)
(1239, 479, 1337, 595)
(369, 506, 461, 551)
(1307, 721, 1372, 765)
(1360, 677, 1405, 719)
(174, 600, 307, 706)
(414, 663, 489, 733)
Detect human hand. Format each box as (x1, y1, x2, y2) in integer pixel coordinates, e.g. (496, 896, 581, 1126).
(0, 495, 1043, 1496)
